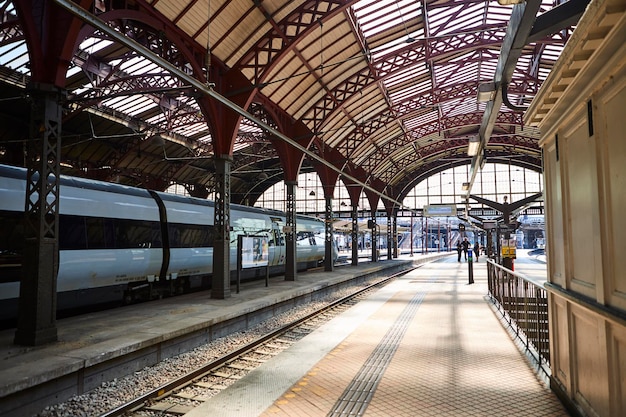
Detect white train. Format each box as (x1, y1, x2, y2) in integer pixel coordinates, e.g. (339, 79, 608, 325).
(0, 164, 333, 322)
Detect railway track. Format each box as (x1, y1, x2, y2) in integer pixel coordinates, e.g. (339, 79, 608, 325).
(100, 268, 415, 417)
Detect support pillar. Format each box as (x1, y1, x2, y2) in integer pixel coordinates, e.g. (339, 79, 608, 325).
(14, 83, 64, 346)
(370, 214, 378, 262)
(387, 214, 393, 260)
(324, 196, 334, 272)
(391, 213, 398, 259)
(410, 213, 414, 257)
(424, 217, 428, 253)
(284, 181, 297, 281)
(351, 205, 358, 266)
(211, 155, 232, 299)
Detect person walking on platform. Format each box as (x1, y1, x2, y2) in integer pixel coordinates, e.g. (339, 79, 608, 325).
(473, 241, 480, 262)
(456, 241, 462, 262)
(461, 237, 470, 261)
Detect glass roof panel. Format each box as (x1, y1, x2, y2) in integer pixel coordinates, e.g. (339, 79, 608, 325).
(0, 1, 30, 78)
(354, 0, 425, 59)
(78, 37, 113, 54)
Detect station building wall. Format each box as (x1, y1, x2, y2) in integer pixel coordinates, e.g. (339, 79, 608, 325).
(526, 1, 626, 416)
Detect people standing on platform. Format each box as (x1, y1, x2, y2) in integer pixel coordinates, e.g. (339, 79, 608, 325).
(473, 241, 480, 262)
(456, 241, 462, 262)
(461, 237, 470, 261)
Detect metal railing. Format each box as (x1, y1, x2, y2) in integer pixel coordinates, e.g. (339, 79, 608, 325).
(487, 259, 550, 370)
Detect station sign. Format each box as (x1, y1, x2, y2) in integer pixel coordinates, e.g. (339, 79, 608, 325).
(423, 204, 457, 217)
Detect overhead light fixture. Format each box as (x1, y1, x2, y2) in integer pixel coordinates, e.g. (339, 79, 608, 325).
(467, 136, 480, 156)
(497, 0, 525, 5)
(462, 182, 470, 191)
(309, 190, 316, 196)
(477, 82, 498, 102)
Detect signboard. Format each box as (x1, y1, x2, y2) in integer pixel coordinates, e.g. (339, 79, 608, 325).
(500, 237, 517, 259)
(483, 220, 496, 230)
(241, 236, 269, 268)
(423, 204, 457, 217)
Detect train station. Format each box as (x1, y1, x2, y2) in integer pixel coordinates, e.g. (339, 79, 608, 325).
(0, 0, 624, 416)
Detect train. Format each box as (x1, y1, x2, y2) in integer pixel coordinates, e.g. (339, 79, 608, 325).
(0, 164, 334, 323)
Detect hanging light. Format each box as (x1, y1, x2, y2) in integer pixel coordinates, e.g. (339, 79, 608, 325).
(467, 136, 481, 156)
(477, 82, 499, 102)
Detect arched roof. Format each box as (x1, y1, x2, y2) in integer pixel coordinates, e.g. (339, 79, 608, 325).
(0, 0, 583, 205)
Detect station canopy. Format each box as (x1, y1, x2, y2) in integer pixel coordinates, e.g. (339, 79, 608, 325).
(0, 0, 580, 206)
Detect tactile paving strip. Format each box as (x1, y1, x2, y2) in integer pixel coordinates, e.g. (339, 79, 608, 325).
(328, 287, 428, 416)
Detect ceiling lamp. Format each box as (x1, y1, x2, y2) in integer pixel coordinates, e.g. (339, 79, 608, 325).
(467, 136, 481, 156)
(462, 182, 470, 191)
(477, 82, 499, 102)
(497, 0, 525, 5)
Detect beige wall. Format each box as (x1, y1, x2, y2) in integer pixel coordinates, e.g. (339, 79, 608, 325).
(526, 1, 626, 416)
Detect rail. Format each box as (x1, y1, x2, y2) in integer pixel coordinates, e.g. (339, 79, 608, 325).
(99, 267, 415, 417)
(486, 259, 550, 371)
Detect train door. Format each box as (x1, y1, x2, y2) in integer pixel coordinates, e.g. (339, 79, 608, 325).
(269, 217, 285, 265)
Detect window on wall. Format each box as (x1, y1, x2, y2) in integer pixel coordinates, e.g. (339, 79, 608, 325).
(253, 162, 542, 214)
(165, 183, 190, 196)
(404, 162, 542, 211)
(255, 172, 383, 213)
(164, 183, 215, 201)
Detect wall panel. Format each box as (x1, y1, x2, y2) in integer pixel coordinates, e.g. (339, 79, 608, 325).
(599, 77, 626, 310)
(545, 143, 566, 287)
(610, 324, 626, 416)
(563, 117, 598, 298)
(551, 294, 571, 388)
(572, 307, 609, 417)
(524, 1, 626, 415)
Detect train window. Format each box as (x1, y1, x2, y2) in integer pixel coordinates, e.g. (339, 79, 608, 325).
(59, 215, 88, 250)
(114, 219, 162, 248)
(169, 223, 214, 248)
(85, 217, 106, 249)
(0, 211, 24, 281)
(296, 231, 315, 241)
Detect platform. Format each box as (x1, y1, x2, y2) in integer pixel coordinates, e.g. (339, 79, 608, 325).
(0, 253, 447, 417)
(185, 255, 568, 417)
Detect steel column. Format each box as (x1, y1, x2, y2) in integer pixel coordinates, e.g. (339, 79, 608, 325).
(324, 196, 334, 272)
(284, 181, 297, 281)
(351, 205, 358, 266)
(391, 210, 398, 258)
(387, 214, 394, 259)
(211, 155, 232, 299)
(371, 214, 378, 262)
(14, 83, 64, 346)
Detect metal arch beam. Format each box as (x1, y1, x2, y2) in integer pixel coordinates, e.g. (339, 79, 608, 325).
(53, 0, 412, 211)
(302, 26, 506, 132)
(465, 0, 543, 200)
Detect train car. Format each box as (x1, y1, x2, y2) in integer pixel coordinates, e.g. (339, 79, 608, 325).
(0, 164, 332, 323)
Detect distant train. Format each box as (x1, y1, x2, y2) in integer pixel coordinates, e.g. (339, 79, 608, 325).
(0, 164, 334, 322)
